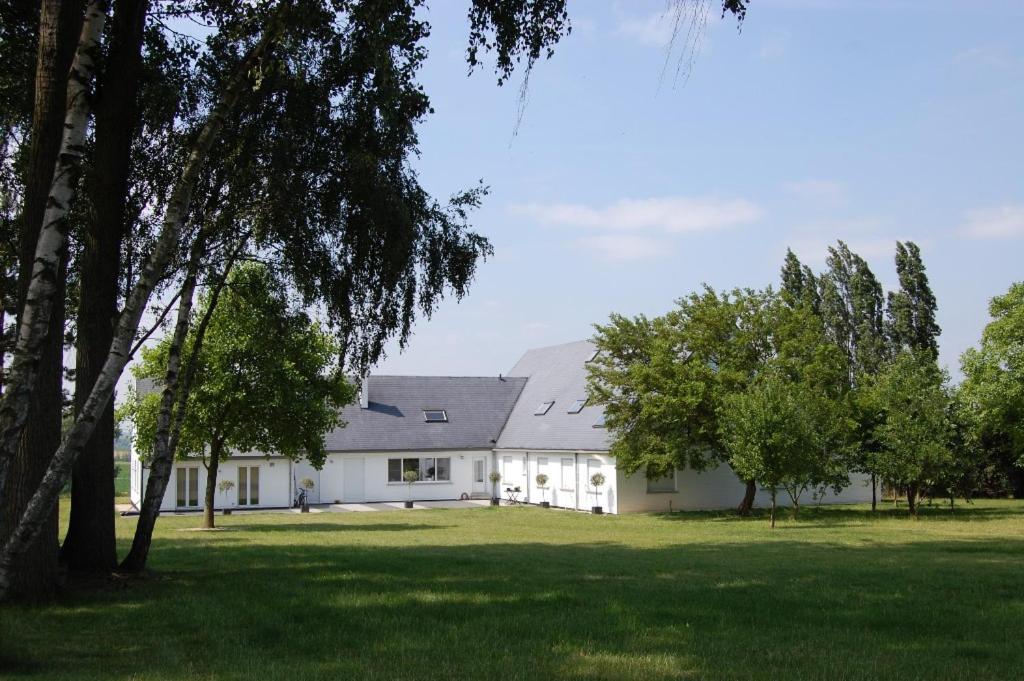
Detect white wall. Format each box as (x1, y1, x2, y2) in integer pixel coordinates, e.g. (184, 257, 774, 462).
(616, 462, 876, 513)
(132, 449, 293, 512)
(315, 450, 493, 504)
(496, 450, 618, 514)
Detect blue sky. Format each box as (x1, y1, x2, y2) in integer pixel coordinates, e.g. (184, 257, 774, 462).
(369, 0, 1024, 380)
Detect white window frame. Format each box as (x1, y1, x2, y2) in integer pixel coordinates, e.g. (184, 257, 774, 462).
(175, 466, 200, 508)
(534, 401, 554, 415)
(238, 465, 260, 506)
(387, 457, 452, 483)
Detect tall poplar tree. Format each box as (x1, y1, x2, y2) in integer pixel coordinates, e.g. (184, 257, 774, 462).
(886, 241, 940, 360)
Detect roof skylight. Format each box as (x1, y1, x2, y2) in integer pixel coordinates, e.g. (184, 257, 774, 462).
(534, 401, 554, 416)
(423, 409, 448, 423)
(592, 412, 606, 428)
(567, 399, 587, 414)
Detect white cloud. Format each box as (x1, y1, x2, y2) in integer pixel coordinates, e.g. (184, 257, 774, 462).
(512, 197, 763, 234)
(576, 234, 671, 263)
(962, 205, 1024, 239)
(783, 178, 846, 203)
(616, 12, 675, 48)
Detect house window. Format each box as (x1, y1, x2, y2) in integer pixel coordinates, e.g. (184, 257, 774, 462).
(175, 467, 199, 508)
(387, 457, 451, 482)
(423, 410, 448, 423)
(238, 466, 260, 506)
(534, 401, 554, 415)
(593, 412, 606, 428)
(647, 470, 677, 494)
(501, 455, 513, 481)
(560, 458, 574, 491)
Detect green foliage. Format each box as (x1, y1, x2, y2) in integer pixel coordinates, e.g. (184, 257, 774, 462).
(488, 470, 501, 484)
(403, 469, 419, 484)
(722, 370, 852, 511)
(126, 262, 354, 468)
(863, 351, 953, 504)
(590, 472, 605, 488)
(590, 286, 850, 494)
(959, 282, 1024, 471)
(535, 473, 548, 487)
(886, 241, 941, 360)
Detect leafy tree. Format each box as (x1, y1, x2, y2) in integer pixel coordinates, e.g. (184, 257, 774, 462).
(886, 241, 940, 360)
(589, 286, 851, 517)
(779, 248, 820, 313)
(864, 351, 953, 516)
(588, 287, 773, 514)
(126, 263, 353, 529)
(959, 282, 1024, 494)
(789, 243, 887, 510)
(722, 371, 851, 527)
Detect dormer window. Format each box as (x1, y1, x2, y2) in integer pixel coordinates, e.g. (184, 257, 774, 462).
(423, 410, 448, 423)
(567, 399, 587, 414)
(534, 401, 554, 416)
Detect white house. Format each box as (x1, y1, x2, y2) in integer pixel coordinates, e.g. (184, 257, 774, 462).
(131, 340, 875, 514)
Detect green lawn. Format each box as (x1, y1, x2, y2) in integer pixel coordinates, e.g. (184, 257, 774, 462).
(2, 501, 1023, 681)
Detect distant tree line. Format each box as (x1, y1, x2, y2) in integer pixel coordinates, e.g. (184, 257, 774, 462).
(588, 241, 1023, 526)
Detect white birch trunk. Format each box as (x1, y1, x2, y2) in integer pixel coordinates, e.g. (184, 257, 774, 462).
(0, 9, 288, 599)
(0, 0, 108, 505)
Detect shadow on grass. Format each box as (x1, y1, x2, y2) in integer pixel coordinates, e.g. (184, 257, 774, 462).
(228, 522, 453, 533)
(3, 526, 1024, 681)
(652, 501, 1024, 526)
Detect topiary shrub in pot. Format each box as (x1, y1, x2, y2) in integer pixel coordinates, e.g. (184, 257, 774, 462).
(488, 470, 502, 506)
(300, 477, 316, 513)
(218, 480, 235, 515)
(403, 469, 419, 508)
(535, 473, 550, 508)
(590, 472, 606, 514)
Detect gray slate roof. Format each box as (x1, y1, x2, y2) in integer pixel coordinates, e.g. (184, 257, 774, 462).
(325, 375, 527, 452)
(495, 340, 611, 452)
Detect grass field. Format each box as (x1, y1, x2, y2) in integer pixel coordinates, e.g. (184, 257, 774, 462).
(2, 501, 1023, 681)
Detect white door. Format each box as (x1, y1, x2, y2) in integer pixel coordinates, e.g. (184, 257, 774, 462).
(472, 457, 487, 495)
(343, 458, 365, 503)
(293, 461, 321, 504)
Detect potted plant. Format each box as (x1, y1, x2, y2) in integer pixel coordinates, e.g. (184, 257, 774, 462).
(535, 473, 550, 508)
(590, 472, 606, 514)
(403, 469, 419, 508)
(218, 479, 235, 515)
(300, 477, 316, 513)
(488, 470, 502, 506)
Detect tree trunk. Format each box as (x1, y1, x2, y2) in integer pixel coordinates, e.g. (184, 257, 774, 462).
(770, 490, 776, 529)
(62, 0, 148, 575)
(871, 473, 876, 512)
(737, 479, 756, 516)
(202, 442, 223, 529)
(906, 485, 918, 517)
(0, 0, 84, 602)
(120, 236, 242, 572)
(0, 0, 105, 504)
(0, 14, 287, 599)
